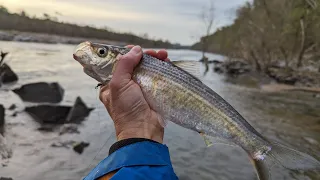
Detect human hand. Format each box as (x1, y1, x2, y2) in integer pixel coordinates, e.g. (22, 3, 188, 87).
(99, 45, 170, 143)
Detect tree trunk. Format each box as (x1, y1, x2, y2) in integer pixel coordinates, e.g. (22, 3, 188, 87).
(250, 50, 262, 71)
(280, 47, 289, 69)
(201, 37, 209, 73)
(297, 18, 306, 68)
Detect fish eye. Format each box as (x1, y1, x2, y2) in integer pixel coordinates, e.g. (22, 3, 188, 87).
(97, 47, 107, 57)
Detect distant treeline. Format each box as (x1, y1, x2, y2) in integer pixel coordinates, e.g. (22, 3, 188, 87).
(0, 5, 182, 48)
(193, 0, 320, 71)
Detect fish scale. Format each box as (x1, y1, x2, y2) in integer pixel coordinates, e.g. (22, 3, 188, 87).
(73, 41, 320, 180)
(135, 56, 264, 148)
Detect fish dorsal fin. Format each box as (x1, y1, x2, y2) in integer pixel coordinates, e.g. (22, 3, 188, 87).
(172, 60, 202, 79)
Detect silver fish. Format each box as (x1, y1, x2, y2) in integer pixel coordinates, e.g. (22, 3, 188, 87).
(73, 41, 320, 180)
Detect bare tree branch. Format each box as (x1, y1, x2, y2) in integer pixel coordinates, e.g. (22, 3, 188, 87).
(305, 0, 318, 9)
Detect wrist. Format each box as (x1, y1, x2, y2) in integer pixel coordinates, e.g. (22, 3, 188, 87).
(115, 125, 164, 144)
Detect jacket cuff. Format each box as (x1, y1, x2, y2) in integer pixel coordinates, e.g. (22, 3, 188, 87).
(108, 138, 160, 155)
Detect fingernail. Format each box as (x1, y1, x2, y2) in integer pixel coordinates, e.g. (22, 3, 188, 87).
(131, 46, 142, 54)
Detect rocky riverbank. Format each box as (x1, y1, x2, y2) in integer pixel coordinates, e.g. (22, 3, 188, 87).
(0, 30, 126, 45)
(211, 60, 320, 91)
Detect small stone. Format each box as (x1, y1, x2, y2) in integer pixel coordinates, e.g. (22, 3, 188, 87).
(8, 104, 16, 110)
(59, 124, 80, 135)
(304, 137, 319, 145)
(37, 126, 54, 132)
(0, 105, 4, 128)
(73, 141, 90, 154)
(11, 112, 17, 117)
(0, 105, 4, 135)
(0, 177, 13, 180)
(50, 140, 76, 149)
(313, 94, 320, 98)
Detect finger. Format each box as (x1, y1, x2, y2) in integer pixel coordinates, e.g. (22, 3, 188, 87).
(144, 50, 157, 57)
(99, 84, 110, 103)
(110, 46, 143, 90)
(125, 45, 134, 48)
(156, 50, 168, 60)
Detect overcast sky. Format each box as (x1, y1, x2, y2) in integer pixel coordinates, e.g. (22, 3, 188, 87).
(0, 0, 251, 45)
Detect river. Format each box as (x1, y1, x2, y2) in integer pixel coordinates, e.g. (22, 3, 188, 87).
(0, 41, 319, 180)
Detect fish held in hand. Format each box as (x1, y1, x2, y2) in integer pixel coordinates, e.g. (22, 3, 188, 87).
(73, 41, 320, 180)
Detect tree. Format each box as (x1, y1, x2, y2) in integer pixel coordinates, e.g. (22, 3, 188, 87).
(199, 0, 216, 72)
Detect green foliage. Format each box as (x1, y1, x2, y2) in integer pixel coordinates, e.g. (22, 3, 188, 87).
(0, 5, 8, 13)
(192, 0, 320, 71)
(0, 6, 177, 48)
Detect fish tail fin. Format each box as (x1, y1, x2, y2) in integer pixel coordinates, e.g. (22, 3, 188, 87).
(249, 142, 320, 180)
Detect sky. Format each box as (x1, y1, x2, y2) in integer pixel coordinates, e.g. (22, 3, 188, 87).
(0, 0, 251, 45)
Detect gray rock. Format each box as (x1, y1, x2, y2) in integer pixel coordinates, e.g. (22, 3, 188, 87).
(59, 124, 80, 135)
(25, 105, 71, 124)
(25, 97, 93, 125)
(13, 82, 64, 103)
(8, 104, 16, 110)
(0, 63, 18, 84)
(0, 105, 4, 135)
(66, 97, 94, 123)
(225, 61, 251, 76)
(73, 141, 90, 154)
(0, 177, 13, 180)
(0, 51, 9, 64)
(37, 126, 55, 132)
(303, 137, 319, 145)
(51, 140, 76, 149)
(209, 60, 222, 64)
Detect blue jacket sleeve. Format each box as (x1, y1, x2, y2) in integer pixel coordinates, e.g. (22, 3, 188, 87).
(83, 140, 178, 180)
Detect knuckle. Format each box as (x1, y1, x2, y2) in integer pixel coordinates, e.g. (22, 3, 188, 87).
(109, 78, 121, 91)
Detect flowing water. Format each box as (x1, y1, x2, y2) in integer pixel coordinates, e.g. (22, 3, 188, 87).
(0, 41, 319, 180)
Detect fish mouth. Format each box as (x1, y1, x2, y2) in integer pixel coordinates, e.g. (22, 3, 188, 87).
(73, 54, 79, 61)
(72, 53, 86, 67)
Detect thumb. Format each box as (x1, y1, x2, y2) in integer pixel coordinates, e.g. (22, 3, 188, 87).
(110, 46, 142, 90)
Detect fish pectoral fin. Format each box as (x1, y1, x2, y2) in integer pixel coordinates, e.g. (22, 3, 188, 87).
(95, 83, 103, 89)
(198, 132, 237, 148)
(199, 132, 213, 147)
(94, 75, 113, 89)
(172, 61, 202, 80)
(105, 75, 113, 82)
(83, 68, 104, 83)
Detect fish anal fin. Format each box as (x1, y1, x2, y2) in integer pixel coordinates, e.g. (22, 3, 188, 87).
(172, 61, 201, 79)
(199, 132, 213, 147)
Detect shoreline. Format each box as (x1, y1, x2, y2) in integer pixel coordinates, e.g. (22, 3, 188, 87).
(0, 30, 130, 46)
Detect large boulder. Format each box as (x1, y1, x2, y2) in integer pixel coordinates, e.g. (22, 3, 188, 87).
(25, 105, 71, 124)
(66, 97, 94, 123)
(25, 97, 93, 125)
(13, 82, 64, 103)
(0, 63, 18, 84)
